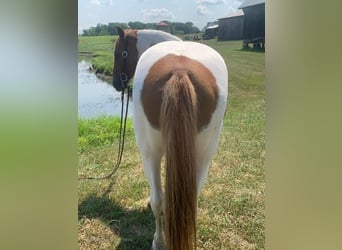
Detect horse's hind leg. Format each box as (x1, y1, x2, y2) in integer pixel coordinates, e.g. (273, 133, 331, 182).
(196, 126, 223, 198)
(141, 150, 165, 250)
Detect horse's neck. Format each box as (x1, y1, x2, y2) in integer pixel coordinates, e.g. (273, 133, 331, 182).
(136, 30, 181, 57)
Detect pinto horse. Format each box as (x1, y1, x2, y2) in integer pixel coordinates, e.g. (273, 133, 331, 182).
(112, 27, 228, 250)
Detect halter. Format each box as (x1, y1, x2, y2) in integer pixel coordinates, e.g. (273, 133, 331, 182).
(119, 36, 130, 91)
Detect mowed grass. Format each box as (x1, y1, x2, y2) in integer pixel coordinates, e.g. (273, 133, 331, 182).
(78, 37, 265, 249)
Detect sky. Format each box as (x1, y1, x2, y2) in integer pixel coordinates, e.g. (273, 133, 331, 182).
(78, 0, 244, 34)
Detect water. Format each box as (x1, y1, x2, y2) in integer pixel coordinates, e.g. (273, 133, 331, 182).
(78, 60, 132, 118)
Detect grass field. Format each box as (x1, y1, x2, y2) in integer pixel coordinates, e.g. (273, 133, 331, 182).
(78, 35, 117, 75)
(78, 36, 265, 249)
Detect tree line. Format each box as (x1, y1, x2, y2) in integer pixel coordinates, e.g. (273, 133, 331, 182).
(81, 21, 200, 36)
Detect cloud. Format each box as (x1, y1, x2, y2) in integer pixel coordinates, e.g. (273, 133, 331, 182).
(196, 0, 225, 16)
(196, 5, 211, 16)
(88, 0, 113, 6)
(141, 8, 175, 21)
(197, 0, 225, 6)
(225, 0, 244, 14)
(89, 0, 101, 5)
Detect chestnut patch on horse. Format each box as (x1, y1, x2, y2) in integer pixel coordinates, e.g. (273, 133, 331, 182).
(141, 54, 218, 131)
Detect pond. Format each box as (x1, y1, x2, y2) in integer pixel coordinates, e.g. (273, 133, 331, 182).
(78, 60, 132, 118)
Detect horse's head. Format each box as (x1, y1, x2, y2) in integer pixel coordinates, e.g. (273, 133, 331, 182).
(112, 27, 139, 92)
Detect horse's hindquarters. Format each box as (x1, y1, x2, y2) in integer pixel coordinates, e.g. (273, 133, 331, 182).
(132, 40, 228, 250)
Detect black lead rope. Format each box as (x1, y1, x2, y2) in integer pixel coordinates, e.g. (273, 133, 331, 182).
(78, 86, 131, 180)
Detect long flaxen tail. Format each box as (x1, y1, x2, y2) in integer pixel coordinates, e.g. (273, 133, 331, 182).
(160, 71, 198, 250)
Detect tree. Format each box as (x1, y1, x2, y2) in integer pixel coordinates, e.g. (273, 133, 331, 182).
(107, 23, 117, 35)
(128, 21, 146, 29)
(81, 21, 200, 36)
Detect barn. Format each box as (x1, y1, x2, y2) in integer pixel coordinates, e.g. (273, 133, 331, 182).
(204, 24, 219, 40)
(239, 0, 265, 48)
(155, 21, 171, 33)
(217, 10, 244, 41)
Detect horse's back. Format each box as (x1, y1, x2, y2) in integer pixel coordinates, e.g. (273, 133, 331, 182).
(134, 41, 227, 94)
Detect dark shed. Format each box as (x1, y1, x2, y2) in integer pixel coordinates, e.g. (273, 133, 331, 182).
(239, 0, 265, 48)
(204, 24, 219, 40)
(218, 10, 244, 41)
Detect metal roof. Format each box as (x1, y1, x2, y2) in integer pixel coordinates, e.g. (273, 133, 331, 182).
(205, 24, 219, 30)
(239, 0, 265, 9)
(219, 9, 244, 19)
(156, 21, 169, 26)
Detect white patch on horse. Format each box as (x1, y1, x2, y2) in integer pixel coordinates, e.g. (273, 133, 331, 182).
(136, 30, 181, 57)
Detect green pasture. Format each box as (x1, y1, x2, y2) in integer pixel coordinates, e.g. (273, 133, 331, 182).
(78, 35, 117, 75)
(78, 36, 265, 249)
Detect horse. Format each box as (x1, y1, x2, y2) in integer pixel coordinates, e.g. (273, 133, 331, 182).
(112, 27, 181, 91)
(112, 27, 228, 250)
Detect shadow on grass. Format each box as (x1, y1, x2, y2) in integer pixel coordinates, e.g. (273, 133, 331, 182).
(78, 180, 155, 249)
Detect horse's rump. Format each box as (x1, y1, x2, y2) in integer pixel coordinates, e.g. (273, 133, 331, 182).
(141, 54, 219, 132)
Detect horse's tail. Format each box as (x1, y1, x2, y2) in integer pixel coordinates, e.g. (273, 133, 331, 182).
(160, 72, 198, 250)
